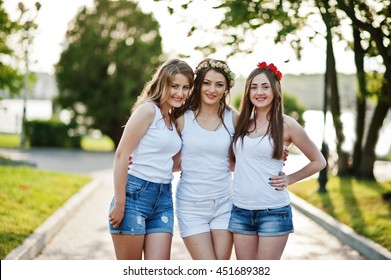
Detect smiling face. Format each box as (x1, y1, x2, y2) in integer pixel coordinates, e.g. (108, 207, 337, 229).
(164, 73, 191, 108)
(249, 73, 274, 111)
(200, 69, 228, 107)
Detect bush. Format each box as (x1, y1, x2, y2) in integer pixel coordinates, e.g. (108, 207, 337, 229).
(283, 92, 306, 126)
(25, 119, 81, 148)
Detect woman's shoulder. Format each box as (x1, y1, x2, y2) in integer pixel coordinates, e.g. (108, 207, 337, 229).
(139, 101, 157, 111)
(283, 114, 304, 137)
(283, 114, 298, 125)
(133, 101, 157, 119)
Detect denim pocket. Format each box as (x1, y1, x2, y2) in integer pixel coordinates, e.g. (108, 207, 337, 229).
(266, 205, 290, 216)
(125, 176, 147, 195)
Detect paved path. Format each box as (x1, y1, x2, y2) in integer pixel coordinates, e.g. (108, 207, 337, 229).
(2, 147, 389, 260)
(33, 169, 363, 260)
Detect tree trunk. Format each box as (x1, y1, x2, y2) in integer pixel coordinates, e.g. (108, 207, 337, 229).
(358, 100, 389, 179)
(325, 23, 349, 175)
(317, 0, 350, 175)
(351, 26, 367, 175)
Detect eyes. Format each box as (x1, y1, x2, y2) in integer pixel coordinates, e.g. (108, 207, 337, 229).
(251, 84, 270, 91)
(171, 84, 190, 91)
(202, 80, 225, 88)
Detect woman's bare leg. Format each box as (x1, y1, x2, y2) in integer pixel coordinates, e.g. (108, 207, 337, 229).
(183, 232, 217, 260)
(256, 235, 289, 260)
(233, 233, 258, 260)
(144, 233, 173, 260)
(111, 234, 144, 260)
(211, 229, 233, 260)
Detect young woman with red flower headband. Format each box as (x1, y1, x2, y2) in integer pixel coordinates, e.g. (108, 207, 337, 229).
(228, 62, 326, 260)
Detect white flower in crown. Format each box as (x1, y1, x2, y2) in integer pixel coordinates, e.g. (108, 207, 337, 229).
(195, 59, 236, 87)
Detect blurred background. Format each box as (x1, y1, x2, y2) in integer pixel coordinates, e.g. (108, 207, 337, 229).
(1, 0, 390, 178)
(1, 0, 391, 260)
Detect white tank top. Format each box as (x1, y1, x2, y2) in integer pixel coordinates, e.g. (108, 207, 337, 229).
(232, 135, 289, 209)
(176, 109, 235, 200)
(128, 103, 181, 184)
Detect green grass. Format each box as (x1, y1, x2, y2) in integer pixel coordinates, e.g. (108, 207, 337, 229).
(0, 166, 91, 259)
(80, 135, 114, 152)
(0, 134, 23, 148)
(289, 175, 391, 252)
(0, 133, 114, 152)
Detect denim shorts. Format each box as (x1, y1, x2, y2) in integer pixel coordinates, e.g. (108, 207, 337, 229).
(228, 204, 294, 236)
(109, 174, 174, 235)
(175, 195, 232, 238)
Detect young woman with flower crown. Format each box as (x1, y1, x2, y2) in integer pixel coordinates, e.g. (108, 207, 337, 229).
(108, 58, 194, 260)
(172, 58, 237, 260)
(228, 62, 326, 260)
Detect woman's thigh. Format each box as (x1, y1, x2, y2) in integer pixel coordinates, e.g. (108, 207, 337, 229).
(257, 235, 289, 260)
(211, 229, 233, 260)
(144, 233, 173, 260)
(183, 232, 217, 260)
(233, 233, 258, 260)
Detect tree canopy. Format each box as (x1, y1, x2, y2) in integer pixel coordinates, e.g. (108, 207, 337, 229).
(55, 0, 163, 147)
(0, 0, 23, 94)
(160, 0, 390, 180)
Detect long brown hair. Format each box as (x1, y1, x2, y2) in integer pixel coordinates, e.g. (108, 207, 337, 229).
(174, 58, 233, 132)
(133, 58, 194, 125)
(232, 67, 284, 160)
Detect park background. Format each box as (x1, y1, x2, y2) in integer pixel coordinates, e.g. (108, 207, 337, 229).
(1, 0, 391, 263)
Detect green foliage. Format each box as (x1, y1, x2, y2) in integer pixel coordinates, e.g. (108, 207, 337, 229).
(0, 166, 91, 259)
(169, 0, 390, 179)
(232, 94, 241, 110)
(0, 0, 24, 94)
(55, 0, 163, 147)
(289, 175, 391, 252)
(283, 92, 305, 126)
(366, 71, 385, 101)
(216, 0, 312, 58)
(25, 119, 81, 148)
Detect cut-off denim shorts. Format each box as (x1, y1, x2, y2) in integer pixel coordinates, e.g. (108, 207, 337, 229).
(109, 174, 174, 235)
(228, 204, 294, 236)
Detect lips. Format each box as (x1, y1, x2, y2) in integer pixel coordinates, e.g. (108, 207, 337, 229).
(171, 96, 184, 107)
(173, 96, 183, 102)
(206, 94, 216, 99)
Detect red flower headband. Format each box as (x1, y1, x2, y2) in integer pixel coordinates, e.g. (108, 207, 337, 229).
(257, 62, 282, 81)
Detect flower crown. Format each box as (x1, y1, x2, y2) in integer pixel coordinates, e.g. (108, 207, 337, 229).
(195, 59, 236, 87)
(257, 61, 282, 81)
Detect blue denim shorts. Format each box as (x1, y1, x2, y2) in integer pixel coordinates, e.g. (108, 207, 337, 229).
(109, 174, 174, 235)
(228, 204, 294, 236)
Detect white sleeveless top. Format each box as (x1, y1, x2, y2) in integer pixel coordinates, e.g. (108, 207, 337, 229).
(232, 135, 289, 209)
(176, 109, 235, 200)
(128, 103, 181, 184)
